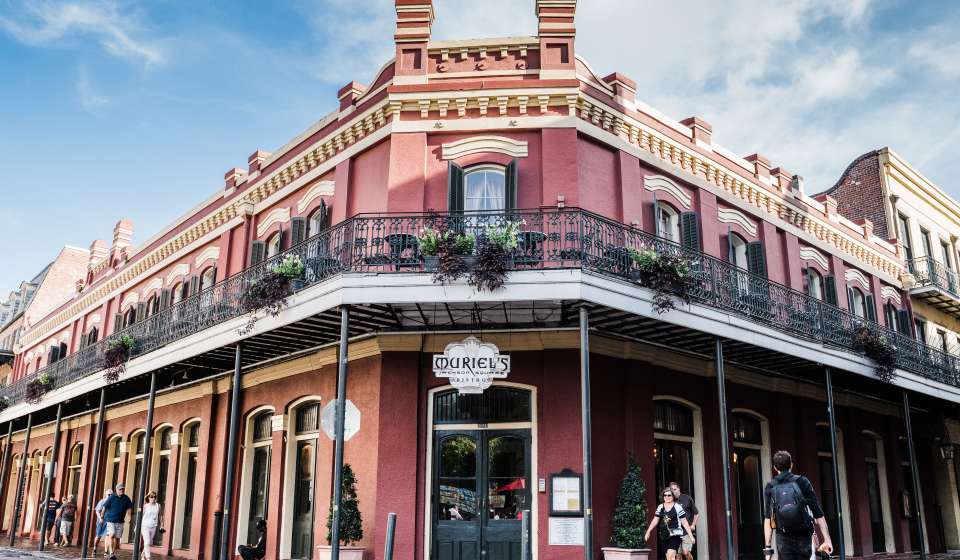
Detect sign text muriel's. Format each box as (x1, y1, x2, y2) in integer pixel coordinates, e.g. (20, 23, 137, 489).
(433, 336, 511, 394)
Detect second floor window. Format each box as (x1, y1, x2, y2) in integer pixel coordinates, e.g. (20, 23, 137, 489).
(266, 232, 282, 259)
(729, 232, 748, 269)
(898, 214, 913, 263)
(464, 166, 506, 212)
(849, 287, 866, 318)
(806, 268, 824, 300)
(200, 267, 216, 291)
(172, 282, 185, 305)
(657, 202, 680, 243)
(915, 318, 927, 344)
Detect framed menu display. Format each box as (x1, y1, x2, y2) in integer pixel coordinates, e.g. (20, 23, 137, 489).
(550, 469, 583, 516)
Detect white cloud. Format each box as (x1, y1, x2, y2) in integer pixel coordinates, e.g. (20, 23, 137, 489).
(76, 65, 110, 112)
(909, 38, 960, 79)
(0, 1, 164, 66)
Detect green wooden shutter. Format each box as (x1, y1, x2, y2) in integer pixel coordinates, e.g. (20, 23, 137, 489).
(113, 313, 124, 333)
(824, 275, 838, 306)
(897, 309, 912, 336)
(505, 158, 519, 211)
(188, 275, 200, 297)
(865, 294, 877, 322)
(160, 288, 171, 310)
(680, 212, 700, 250)
(653, 193, 661, 237)
(291, 217, 307, 245)
(447, 162, 464, 213)
(846, 287, 855, 313)
(746, 241, 766, 276)
(135, 302, 146, 323)
(250, 240, 266, 265)
(79, 332, 88, 350)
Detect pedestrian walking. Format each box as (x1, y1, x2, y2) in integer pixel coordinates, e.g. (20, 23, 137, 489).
(57, 495, 77, 547)
(644, 486, 695, 560)
(140, 491, 163, 560)
(101, 484, 134, 560)
(94, 489, 114, 553)
(763, 450, 833, 560)
(42, 496, 60, 544)
(669, 482, 699, 560)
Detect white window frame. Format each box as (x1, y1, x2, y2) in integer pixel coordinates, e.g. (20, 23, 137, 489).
(172, 419, 201, 550)
(730, 233, 748, 270)
(280, 397, 322, 560)
(816, 423, 853, 551)
(862, 431, 895, 553)
(659, 203, 681, 243)
(463, 164, 507, 213)
(806, 268, 824, 301)
(66, 442, 83, 498)
(236, 406, 276, 550)
(266, 233, 282, 258)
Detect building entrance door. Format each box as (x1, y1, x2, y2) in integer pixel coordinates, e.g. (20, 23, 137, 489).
(432, 429, 531, 560)
(734, 447, 764, 560)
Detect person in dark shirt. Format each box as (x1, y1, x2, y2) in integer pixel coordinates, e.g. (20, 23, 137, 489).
(763, 450, 833, 560)
(58, 495, 77, 547)
(238, 518, 267, 560)
(43, 497, 60, 544)
(669, 482, 699, 560)
(102, 484, 135, 560)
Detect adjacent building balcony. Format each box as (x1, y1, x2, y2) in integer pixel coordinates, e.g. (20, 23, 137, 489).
(909, 256, 960, 316)
(3, 208, 959, 411)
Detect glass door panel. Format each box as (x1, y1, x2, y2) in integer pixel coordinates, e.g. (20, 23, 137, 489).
(485, 433, 529, 560)
(247, 446, 271, 544)
(818, 457, 841, 552)
(865, 462, 885, 553)
(734, 448, 763, 560)
(435, 432, 481, 560)
(179, 452, 197, 548)
(291, 440, 317, 559)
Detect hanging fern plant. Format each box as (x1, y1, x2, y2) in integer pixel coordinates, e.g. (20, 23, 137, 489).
(25, 372, 54, 404)
(629, 248, 696, 314)
(103, 334, 135, 383)
(468, 221, 521, 292)
(853, 325, 897, 382)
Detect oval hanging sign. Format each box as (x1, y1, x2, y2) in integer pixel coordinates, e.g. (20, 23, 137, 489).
(433, 336, 510, 394)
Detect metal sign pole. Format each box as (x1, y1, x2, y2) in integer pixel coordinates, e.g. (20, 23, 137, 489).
(219, 343, 244, 560)
(825, 368, 846, 559)
(715, 339, 735, 560)
(579, 306, 593, 560)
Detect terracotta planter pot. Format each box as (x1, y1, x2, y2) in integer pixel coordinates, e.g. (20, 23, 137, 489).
(316, 545, 365, 560)
(601, 547, 651, 560)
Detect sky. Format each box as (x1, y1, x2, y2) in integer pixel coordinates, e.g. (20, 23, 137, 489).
(1, 0, 959, 293)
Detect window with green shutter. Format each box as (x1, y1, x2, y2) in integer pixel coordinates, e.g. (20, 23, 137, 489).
(680, 211, 700, 250)
(746, 241, 766, 277)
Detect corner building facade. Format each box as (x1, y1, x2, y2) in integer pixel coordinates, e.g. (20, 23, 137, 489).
(1, 3, 960, 560)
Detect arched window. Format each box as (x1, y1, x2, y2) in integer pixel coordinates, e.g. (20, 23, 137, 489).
(657, 203, 680, 243)
(126, 431, 146, 541)
(124, 306, 137, 328)
(806, 268, 824, 300)
(849, 287, 866, 318)
(150, 426, 174, 546)
(266, 233, 282, 258)
(861, 432, 894, 553)
(105, 436, 123, 493)
(729, 233, 749, 269)
(33, 448, 53, 530)
(171, 282, 185, 305)
(884, 303, 899, 331)
(731, 412, 771, 555)
(175, 421, 201, 549)
(67, 443, 83, 497)
(200, 267, 216, 291)
(308, 204, 328, 238)
(238, 410, 274, 546)
(816, 425, 853, 551)
(88, 326, 99, 345)
(464, 166, 506, 212)
(146, 295, 159, 317)
(2, 454, 21, 531)
(282, 400, 321, 559)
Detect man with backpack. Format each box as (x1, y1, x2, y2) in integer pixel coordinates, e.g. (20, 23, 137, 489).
(763, 450, 833, 559)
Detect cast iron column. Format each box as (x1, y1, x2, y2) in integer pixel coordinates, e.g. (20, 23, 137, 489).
(579, 306, 594, 560)
(219, 343, 244, 560)
(331, 306, 350, 560)
(9, 412, 32, 547)
(902, 389, 927, 560)
(131, 371, 158, 557)
(0, 421, 14, 517)
(715, 338, 735, 560)
(80, 388, 107, 559)
(37, 402, 63, 550)
(824, 367, 845, 559)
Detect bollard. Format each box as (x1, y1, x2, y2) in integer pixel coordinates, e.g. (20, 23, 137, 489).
(521, 509, 531, 560)
(211, 511, 224, 560)
(384, 512, 397, 560)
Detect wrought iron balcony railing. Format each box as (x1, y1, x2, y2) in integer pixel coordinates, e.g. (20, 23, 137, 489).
(910, 256, 960, 298)
(3, 208, 958, 407)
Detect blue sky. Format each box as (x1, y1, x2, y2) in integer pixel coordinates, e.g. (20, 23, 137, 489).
(2, 0, 959, 294)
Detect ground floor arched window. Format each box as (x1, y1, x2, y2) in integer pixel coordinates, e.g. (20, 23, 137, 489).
(237, 408, 274, 546)
(816, 424, 853, 552)
(125, 431, 146, 542)
(282, 400, 321, 560)
(67, 443, 83, 498)
(104, 436, 123, 494)
(150, 426, 173, 546)
(862, 431, 894, 553)
(1, 454, 21, 531)
(174, 420, 200, 550)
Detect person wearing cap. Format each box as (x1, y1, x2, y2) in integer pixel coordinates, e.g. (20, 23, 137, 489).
(101, 484, 134, 560)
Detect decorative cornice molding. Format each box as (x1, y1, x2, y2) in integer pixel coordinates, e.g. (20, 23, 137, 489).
(194, 246, 220, 269)
(718, 208, 758, 237)
(296, 181, 335, 214)
(441, 135, 529, 160)
(880, 285, 903, 305)
(120, 292, 139, 311)
(799, 246, 830, 270)
(165, 264, 190, 287)
(845, 268, 871, 290)
(644, 175, 692, 209)
(256, 207, 291, 237)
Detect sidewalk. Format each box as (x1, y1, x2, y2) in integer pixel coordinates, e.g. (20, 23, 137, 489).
(0, 540, 185, 560)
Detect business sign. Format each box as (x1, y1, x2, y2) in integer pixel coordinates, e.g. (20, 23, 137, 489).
(433, 336, 510, 394)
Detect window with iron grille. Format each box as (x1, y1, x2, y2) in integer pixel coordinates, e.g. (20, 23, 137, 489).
(253, 411, 273, 442)
(296, 402, 320, 434)
(732, 413, 762, 445)
(653, 401, 694, 437)
(433, 387, 531, 424)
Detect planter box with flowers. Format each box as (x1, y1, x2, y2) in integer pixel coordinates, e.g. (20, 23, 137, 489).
(628, 248, 695, 314)
(239, 254, 305, 335)
(103, 334, 136, 383)
(468, 221, 521, 292)
(417, 226, 475, 280)
(25, 372, 54, 404)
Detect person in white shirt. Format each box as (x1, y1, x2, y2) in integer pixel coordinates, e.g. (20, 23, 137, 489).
(139, 491, 163, 560)
(94, 489, 113, 553)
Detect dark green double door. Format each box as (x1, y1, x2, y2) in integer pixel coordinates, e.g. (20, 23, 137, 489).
(433, 429, 531, 560)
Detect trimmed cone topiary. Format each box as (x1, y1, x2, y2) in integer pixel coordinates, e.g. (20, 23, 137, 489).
(610, 456, 648, 549)
(326, 463, 363, 546)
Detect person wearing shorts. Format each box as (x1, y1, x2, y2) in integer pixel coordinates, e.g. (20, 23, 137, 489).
(101, 484, 134, 560)
(644, 486, 695, 559)
(94, 489, 113, 553)
(58, 495, 77, 547)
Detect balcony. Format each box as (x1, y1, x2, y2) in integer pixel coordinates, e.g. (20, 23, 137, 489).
(909, 256, 960, 316)
(3, 208, 959, 408)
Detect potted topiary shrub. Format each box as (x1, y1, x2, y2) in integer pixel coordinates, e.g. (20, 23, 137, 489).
(317, 463, 364, 560)
(469, 221, 521, 292)
(602, 457, 651, 560)
(103, 334, 135, 382)
(25, 372, 54, 405)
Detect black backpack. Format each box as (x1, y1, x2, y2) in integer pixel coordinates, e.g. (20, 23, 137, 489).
(771, 475, 813, 534)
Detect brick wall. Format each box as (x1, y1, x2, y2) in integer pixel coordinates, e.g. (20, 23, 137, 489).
(823, 150, 889, 238)
(23, 247, 88, 328)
